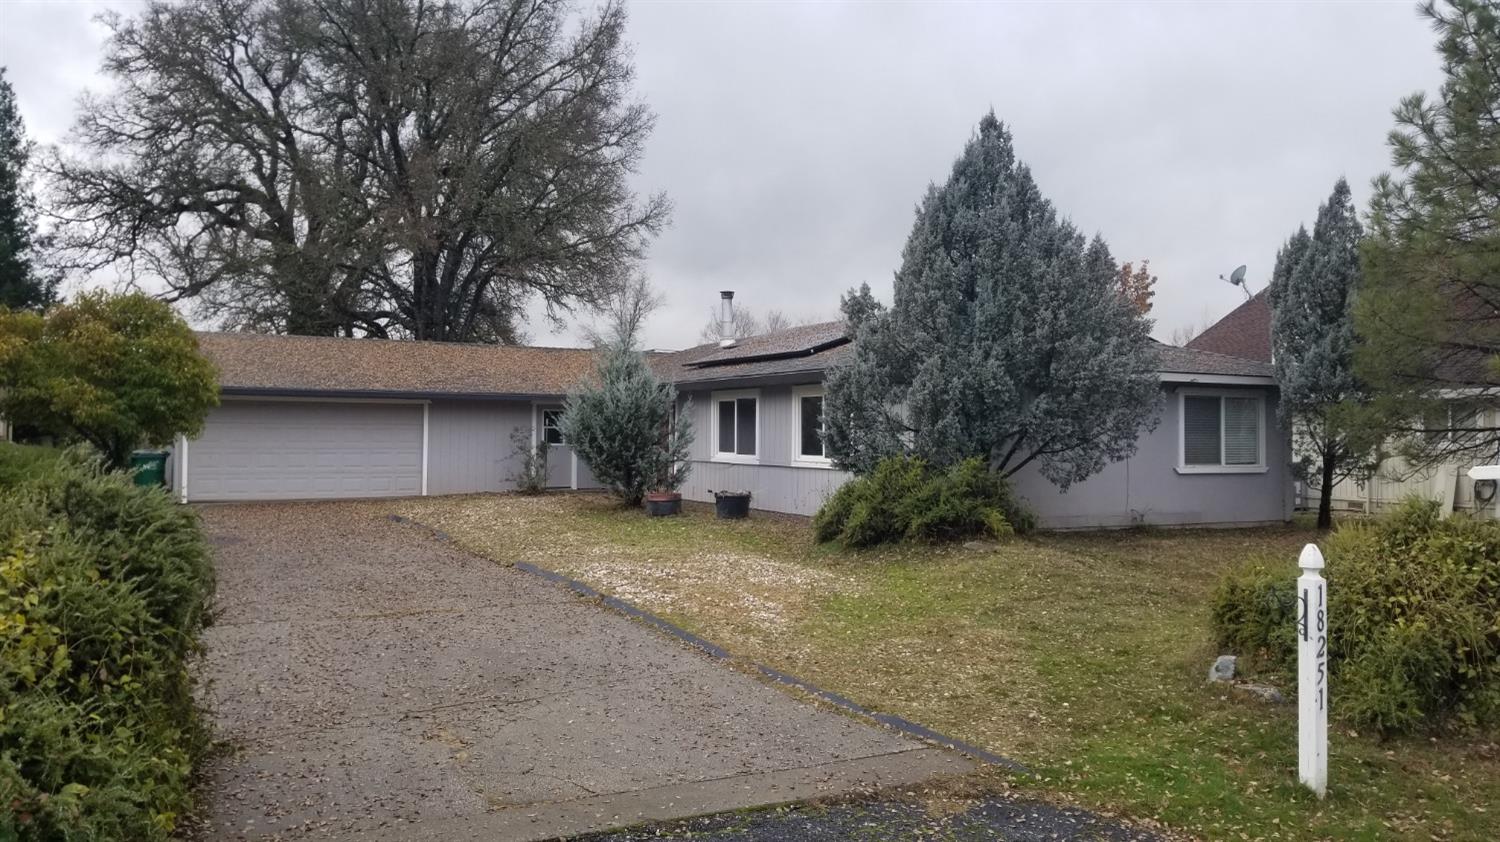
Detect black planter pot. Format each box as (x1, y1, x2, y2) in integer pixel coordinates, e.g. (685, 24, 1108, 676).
(713, 491, 752, 519)
(645, 492, 682, 517)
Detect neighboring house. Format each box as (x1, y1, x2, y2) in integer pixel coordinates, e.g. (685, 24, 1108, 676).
(175, 325, 1292, 529)
(1186, 289, 1498, 517)
(653, 324, 1293, 529)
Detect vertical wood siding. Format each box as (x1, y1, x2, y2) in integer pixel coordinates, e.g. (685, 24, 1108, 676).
(426, 400, 532, 494)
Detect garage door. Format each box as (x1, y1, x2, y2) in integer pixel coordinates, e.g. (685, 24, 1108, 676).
(186, 401, 423, 501)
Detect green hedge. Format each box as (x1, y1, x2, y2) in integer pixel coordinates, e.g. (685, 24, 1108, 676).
(813, 456, 1034, 548)
(1210, 498, 1500, 735)
(0, 449, 215, 840)
(0, 443, 61, 489)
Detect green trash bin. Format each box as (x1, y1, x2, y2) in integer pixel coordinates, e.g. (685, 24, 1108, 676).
(130, 450, 169, 488)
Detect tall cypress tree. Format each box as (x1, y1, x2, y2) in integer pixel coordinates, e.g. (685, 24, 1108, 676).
(824, 113, 1160, 488)
(1270, 179, 1377, 529)
(0, 67, 55, 311)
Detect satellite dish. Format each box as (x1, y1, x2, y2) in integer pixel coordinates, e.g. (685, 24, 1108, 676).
(1219, 264, 1252, 300)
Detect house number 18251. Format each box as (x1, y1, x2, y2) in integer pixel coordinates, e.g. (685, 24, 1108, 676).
(1297, 544, 1328, 797)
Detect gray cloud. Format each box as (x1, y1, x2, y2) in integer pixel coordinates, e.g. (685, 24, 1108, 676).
(0, 0, 1444, 350)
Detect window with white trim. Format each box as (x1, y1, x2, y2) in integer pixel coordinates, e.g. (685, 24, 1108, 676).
(792, 386, 829, 463)
(712, 391, 758, 461)
(542, 408, 565, 445)
(1181, 392, 1263, 470)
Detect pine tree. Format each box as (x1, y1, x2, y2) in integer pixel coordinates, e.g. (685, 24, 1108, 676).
(824, 113, 1160, 488)
(1357, 0, 1500, 465)
(0, 67, 55, 311)
(1270, 179, 1378, 529)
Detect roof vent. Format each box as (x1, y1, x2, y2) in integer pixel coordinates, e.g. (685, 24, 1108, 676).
(718, 290, 736, 349)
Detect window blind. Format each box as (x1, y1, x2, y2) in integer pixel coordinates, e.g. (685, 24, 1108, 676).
(1223, 397, 1260, 465)
(1183, 396, 1222, 465)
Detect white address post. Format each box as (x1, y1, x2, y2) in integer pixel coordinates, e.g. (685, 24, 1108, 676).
(1297, 543, 1328, 798)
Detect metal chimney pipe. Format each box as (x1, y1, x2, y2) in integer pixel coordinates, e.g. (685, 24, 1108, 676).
(718, 290, 736, 348)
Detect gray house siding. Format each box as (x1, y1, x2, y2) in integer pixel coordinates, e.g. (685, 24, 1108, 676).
(428, 399, 605, 494)
(426, 399, 532, 495)
(1010, 385, 1292, 529)
(676, 381, 1291, 528)
(677, 383, 851, 516)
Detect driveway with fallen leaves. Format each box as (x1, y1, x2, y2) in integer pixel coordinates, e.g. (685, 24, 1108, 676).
(190, 501, 966, 841)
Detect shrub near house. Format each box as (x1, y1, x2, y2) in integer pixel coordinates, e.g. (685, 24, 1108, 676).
(0, 448, 214, 840)
(813, 457, 1034, 548)
(1212, 498, 1500, 734)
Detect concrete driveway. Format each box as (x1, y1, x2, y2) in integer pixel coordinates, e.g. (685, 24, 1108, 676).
(193, 502, 966, 840)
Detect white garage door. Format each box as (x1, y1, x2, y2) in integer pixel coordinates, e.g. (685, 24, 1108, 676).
(186, 401, 423, 501)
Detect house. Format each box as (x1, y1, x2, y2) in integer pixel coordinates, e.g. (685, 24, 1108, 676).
(175, 324, 1292, 529)
(1187, 288, 1498, 517)
(176, 332, 604, 502)
(654, 325, 1292, 528)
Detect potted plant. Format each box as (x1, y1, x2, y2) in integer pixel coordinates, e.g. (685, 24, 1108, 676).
(711, 489, 752, 519)
(644, 489, 682, 517)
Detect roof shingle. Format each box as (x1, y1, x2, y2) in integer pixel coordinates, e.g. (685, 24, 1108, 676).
(1186, 290, 1272, 362)
(197, 332, 598, 397)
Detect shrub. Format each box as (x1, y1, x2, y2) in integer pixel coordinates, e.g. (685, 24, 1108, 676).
(0, 449, 214, 840)
(1210, 497, 1500, 735)
(509, 428, 549, 495)
(0, 443, 59, 489)
(813, 456, 1032, 548)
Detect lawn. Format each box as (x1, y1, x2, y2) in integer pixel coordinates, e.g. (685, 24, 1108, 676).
(397, 493, 1499, 842)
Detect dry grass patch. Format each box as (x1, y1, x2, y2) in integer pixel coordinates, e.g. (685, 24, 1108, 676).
(392, 493, 1500, 842)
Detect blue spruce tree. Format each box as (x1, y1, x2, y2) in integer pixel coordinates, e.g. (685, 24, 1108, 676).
(824, 113, 1159, 489)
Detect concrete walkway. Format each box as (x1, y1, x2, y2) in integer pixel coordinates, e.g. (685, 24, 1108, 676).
(193, 502, 967, 840)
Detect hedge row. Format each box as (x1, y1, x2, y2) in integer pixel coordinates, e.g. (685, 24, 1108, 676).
(0, 446, 215, 840)
(1211, 498, 1500, 735)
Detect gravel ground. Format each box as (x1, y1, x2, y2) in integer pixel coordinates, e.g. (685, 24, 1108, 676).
(189, 500, 966, 841)
(585, 796, 1164, 841)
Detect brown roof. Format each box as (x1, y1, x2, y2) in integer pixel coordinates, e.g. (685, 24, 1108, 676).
(200, 319, 1275, 399)
(1186, 290, 1272, 362)
(197, 332, 598, 398)
(1152, 342, 1274, 379)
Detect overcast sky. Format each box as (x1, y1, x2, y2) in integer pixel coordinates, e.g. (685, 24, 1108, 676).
(0, 0, 1445, 350)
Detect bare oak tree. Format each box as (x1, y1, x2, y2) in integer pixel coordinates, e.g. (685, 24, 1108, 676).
(47, 0, 668, 342)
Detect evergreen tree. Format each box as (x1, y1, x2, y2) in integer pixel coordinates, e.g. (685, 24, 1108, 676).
(839, 282, 884, 335)
(562, 281, 692, 507)
(824, 113, 1160, 488)
(0, 67, 56, 311)
(1270, 179, 1378, 529)
(1357, 0, 1500, 465)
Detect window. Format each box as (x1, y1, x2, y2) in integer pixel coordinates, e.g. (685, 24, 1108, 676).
(793, 385, 830, 464)
(1179, 392, 1264, 472)
(712, 390, 758, 462)
(541, 408, 565, 445)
